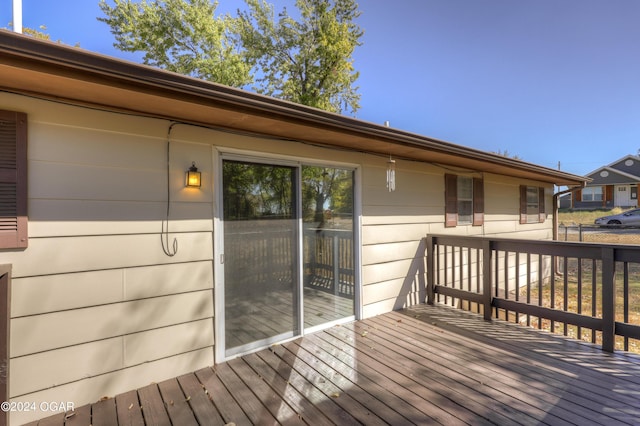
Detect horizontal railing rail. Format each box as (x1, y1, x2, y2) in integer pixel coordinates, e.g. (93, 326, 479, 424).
(426, 234, 640, 353)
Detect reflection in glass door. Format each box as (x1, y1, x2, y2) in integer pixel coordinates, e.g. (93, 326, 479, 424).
(222, 160, 299, 356)
(221, 159, 356, 357)
(302, 166, 355, 329)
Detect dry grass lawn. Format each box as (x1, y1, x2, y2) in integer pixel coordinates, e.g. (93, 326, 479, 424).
(558, 208, 640, 244)
(518, 275, 640, 353)
(558, 207, 627, 225)
(516, 208, 640, 352)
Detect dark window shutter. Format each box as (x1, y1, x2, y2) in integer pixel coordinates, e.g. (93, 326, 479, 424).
(519, 185, 527, 224)
(0, 110, 27, 249)
(472, 178, 484, 226)
(444, 174, 457, 227)
(538, 187, 546, 223)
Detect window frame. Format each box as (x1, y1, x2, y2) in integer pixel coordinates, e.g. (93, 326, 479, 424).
(519, 185, 545, 224)
(582, 186, 604, 202)
(445, 174, 484, 227)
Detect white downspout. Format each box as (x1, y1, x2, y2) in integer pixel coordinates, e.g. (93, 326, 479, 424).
(13, 0, 23, 34)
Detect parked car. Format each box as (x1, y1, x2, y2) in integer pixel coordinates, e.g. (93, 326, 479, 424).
(594, 208, 640, 225)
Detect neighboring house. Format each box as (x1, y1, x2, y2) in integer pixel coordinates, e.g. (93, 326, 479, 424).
(568, 154, 640, 209)
(0, 31, 586, 424)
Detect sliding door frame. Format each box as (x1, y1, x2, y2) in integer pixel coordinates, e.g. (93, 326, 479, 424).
(213, 147, 362, 362)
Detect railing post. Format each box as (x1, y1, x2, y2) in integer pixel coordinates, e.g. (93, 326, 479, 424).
(579, 224, 583, 242)
(482, 239, 493, 321)
(601, 247, 616, 352)
(426, 235, 435, 304)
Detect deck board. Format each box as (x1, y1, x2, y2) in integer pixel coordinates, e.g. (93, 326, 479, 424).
(176, 373, 226, 426)
(227, 357, 305, 426)
(343, 317, 541, 425)
(313, 328, 487, 425)
(282, 340, 411, 425)
(300, 336, 447, 425)
(254, 347, 361, 425)
(398, 306, 640, 425)
(157, 378, 199, 426)
(91, 398, 118, 426)
(373, 312, 618, 425)
(361, 313, 590, 426)
(214, 361, 280, 425)
(32, 304, 640, 425)
(63, 404, 91, 426)
(114, 390, 144, 426)
(275, 342, 388, 426)
(194, 366, 252, 425)
(241, 352, 334, 426)
(137, 384, 170, 426)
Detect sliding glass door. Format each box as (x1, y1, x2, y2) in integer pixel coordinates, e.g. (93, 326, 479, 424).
(222, 160, 299, 356)
(302, 166, 355, 329)
(221, 158, 355, 357)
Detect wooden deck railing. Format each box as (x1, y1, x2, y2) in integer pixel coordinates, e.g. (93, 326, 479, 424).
(303, 228, 354, 297)
(426, 234, 640, 353)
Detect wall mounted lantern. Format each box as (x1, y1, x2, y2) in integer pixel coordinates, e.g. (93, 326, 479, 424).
(185, 161, 201, 188)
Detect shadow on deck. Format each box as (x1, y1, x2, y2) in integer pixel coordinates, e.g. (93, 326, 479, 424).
(28, 304, 640, 425)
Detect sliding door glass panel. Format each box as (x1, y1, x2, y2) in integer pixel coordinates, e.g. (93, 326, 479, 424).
(302, 166, 355, 328)
(223, 160, 299, 355)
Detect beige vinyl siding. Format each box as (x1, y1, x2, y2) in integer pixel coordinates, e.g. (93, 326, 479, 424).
(1, 94, 216, 424)
(483, 175, 553, 237)
(12, 261, 212, 317)
(359, 163, 554, 317)
(1, 91, 558, 423)
(360, 163, 432, 315)
(3, 233, 212, 277)
(10, 348, 212, 426)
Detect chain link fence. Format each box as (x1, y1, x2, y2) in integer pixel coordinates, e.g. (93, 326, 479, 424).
(558, 224, 640, 244)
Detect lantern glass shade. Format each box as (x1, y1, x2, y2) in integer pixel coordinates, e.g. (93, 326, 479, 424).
(185, 162, 201, 187)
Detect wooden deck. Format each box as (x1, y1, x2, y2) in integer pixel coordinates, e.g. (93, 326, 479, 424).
(28, 304, 640, 425)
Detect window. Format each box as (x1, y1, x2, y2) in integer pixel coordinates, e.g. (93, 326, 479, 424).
(520, 185, 545, 224)
(457, 177, 473, 224)
(445, 174, 484, 227)
(582, 186, 603, 202)
(0, 110, 28, 249)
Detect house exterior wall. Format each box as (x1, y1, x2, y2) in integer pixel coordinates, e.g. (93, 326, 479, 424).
(0, 92, 555, 424)
(571, 184, 639, 209)
(2, 94, 215, 425)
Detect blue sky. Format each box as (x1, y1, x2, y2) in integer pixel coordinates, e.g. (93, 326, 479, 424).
(2, 0, 640, 176)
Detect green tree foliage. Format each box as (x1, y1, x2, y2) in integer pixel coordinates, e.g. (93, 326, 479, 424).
(239, 0, 362, 115)
(5, 24, 79, 45)
(98, 0, 363, 115)
(98, 0, 252, 87)
(21, 25, 50, 40)
(302, 166, 352, 223)
(223, 161, 294, 219)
